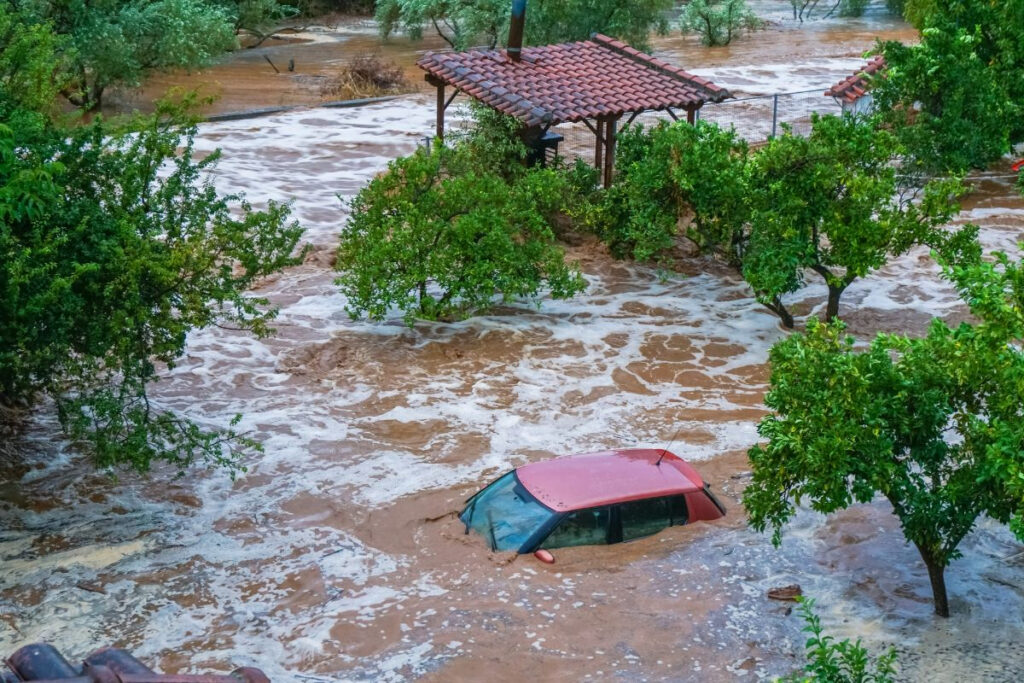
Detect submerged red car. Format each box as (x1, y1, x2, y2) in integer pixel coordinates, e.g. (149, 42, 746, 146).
(460, 449, 726, 557)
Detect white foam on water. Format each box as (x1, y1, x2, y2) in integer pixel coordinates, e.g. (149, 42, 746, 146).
(3, 84, 1023, 680)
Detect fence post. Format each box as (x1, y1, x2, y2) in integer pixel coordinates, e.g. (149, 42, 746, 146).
(771, 94, 779, 139)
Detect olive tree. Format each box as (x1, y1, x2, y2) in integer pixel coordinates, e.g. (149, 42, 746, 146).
(680, 0, 761, 47)
(375, 0, 671, 51)
(744, 247, 1024, 616)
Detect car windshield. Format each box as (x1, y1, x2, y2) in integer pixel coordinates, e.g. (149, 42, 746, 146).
(460, 472, 554, 552)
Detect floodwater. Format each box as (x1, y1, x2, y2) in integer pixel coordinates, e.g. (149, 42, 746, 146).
(4, 6, 1024, 683)
(118, 2, 915, 116)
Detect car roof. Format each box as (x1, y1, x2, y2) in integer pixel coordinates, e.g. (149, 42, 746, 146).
(516, 449, 706, 512)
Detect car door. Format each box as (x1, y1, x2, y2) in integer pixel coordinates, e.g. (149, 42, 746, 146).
(618, 495, 688, 542)
(540, 506, 612, 549)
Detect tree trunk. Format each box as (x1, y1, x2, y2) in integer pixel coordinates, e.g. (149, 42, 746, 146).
(918, 548, 950, 617)
(761, 296, 794, 329)
(825, 283, 844, 321)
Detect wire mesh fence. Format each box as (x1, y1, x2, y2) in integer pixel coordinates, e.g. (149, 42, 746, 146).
(425, 89, 845, 165)
(696, 88, 843, 142)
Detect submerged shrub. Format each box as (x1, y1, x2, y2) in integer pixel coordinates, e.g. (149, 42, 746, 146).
(785, 597, 899, 682)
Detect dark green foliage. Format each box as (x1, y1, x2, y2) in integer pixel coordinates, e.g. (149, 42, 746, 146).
(589, 115, 963, 327)
(884, 0, 905, 15)
(743, 114, 965, 325)
(838, 0, 869, 17)
(0, 94, 304, 472)
(587, 119, 749, 264)
(10, 0, 295, 111)
(375, 0, 671, 51)
(680, 0, 761, 47)
(785, 597, 898, 683)
(335, 139, 586, 325)
(874, 1, 1024, 172)
(743, 263, 1024, 615)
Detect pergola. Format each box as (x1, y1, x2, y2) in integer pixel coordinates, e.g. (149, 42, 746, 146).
(417, 34, 732, 187)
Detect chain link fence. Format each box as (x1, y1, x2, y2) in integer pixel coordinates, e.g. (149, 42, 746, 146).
(427, 88, 844, 165)
(543, 88, 842, 165)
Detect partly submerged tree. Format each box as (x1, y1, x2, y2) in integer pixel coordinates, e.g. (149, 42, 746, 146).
(680, 0, 761, 47)
(375, 0, 671, 51)
(0, 15, 304, 472)
(873, 0, 1024, 172)
(9, 0, 294, 111)
(741, 114, 966, 326)
(744, 245, 1024, 615)
(587, 119, 750, 265)
(589, 115, 965, 328)
(336, 138, 586, 324)
(874, 25, 1015, 174)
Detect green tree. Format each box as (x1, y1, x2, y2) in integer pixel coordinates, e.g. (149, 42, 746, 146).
(0, 2, 69, 120)
(874, 1, 1024, 171)
(742, 114, 965, 326)
(0, 93, 304, 472)
(587, 119, 749, 265)
(590, 116, 964, 328)
(785, 597, 898, 683)
(12, 0, 294, 111)
(375, 0, 671, 51)
(743, 266, 1024, 616)
(336, 140, 586, 324)
(874, 26, 1015, 174)
(680, 0, 761, 47)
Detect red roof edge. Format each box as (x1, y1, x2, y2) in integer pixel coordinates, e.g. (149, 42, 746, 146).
(590, 33, 732, 103)
(824, 55, 886, 102)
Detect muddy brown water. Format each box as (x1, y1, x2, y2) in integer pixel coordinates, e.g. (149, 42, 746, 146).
(4, 7, 1024, 682)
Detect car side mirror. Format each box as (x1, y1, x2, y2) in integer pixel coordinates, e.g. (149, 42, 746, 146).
(533, 549, 555, 564)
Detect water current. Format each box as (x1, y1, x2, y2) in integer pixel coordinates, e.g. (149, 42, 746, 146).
(3, 4, 1024, 681)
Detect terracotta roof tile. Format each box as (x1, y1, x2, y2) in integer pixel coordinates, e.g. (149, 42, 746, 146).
(418, 33, 731, 127)
(825, 55, 886, 103)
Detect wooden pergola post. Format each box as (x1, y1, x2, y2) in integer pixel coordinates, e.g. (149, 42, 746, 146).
(687, 106, 697, 125)
(594, 117, 605, 170)
(602, 115, 620, 188)
(425, 74, 446, 140)
(435, 82, 445, 140)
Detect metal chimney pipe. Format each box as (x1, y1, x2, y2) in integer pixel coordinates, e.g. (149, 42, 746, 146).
(507, 0, 526, 62)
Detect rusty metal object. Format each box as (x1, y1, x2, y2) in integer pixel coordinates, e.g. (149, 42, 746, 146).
(7, 644, 78, 680)
(3, 645, 269, 683)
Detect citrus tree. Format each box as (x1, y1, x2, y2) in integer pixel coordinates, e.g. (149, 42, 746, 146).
(742, 114, 966, 326)
(744, 248, 1024, 616)
(336, 140, 586, 324)
(1, 17, 304, 472)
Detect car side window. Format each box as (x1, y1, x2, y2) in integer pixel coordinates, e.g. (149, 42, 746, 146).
(620, 496, 686, 541)
(541, 507, 610, 549)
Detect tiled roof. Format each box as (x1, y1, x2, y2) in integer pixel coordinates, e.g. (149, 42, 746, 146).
(825, 55, 886, 103)
(417, 34, 731, 127)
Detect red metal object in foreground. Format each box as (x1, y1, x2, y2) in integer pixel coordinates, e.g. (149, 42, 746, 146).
(4, 645, 269, 683)
(1012, 159, 1023, 173)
